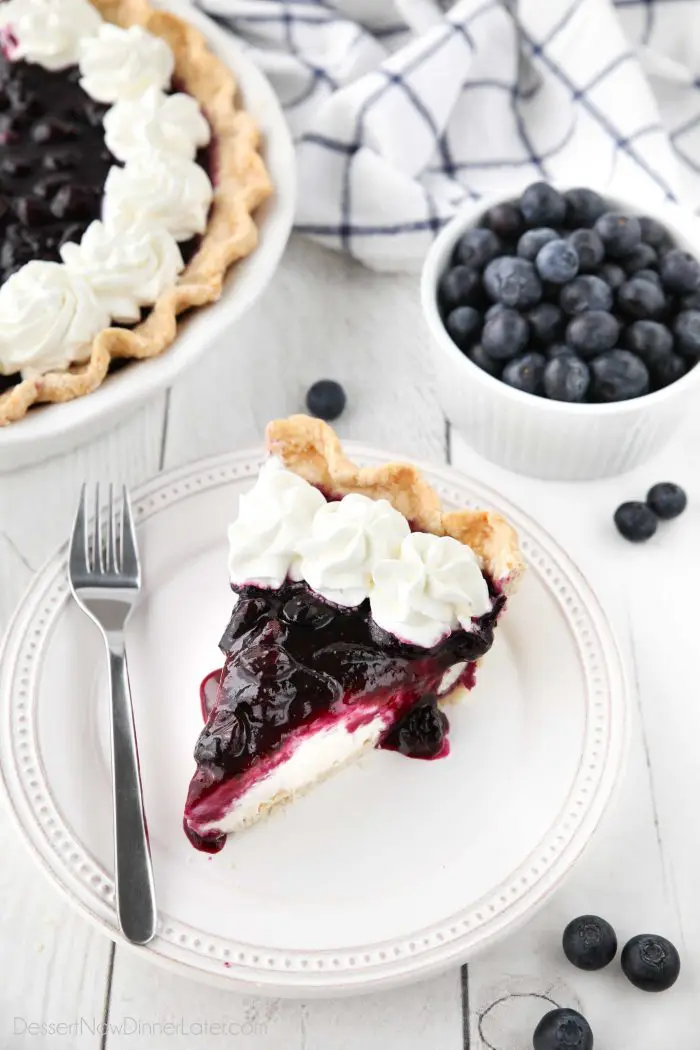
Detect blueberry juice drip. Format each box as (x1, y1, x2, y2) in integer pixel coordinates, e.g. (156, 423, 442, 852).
(186, 580, 504, 851)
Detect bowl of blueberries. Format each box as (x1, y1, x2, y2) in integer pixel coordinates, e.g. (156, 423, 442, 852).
(421, 181, 700, 480)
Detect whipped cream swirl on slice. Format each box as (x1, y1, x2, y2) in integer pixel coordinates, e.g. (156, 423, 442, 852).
(298, 494, 410, 607)
(79, 24, 175, 104)
(60, 219, 184, 324)
(0, 0, 102, 70)
(228, 459, 327, 589)
(104, 87, 211, 164)
(103, 157, 213, 243)
(370, 533, 491, 648)
(0, 261, 109, 376)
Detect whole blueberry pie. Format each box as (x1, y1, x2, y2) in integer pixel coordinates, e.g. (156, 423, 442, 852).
(0, 0, 272, 425)
(183, 415, 525, 852)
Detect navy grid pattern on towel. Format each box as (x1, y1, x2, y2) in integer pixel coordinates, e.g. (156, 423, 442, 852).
(196, 0, 700, 271)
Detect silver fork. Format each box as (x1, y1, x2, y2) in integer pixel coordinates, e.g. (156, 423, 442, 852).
(68, 484, 156, 946)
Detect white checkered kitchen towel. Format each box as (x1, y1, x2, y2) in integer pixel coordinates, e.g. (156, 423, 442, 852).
(196, 0, 700, 271)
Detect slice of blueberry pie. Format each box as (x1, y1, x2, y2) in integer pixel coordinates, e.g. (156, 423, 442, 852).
(0, 0, 272, 425)
(183, 416, 525, 852)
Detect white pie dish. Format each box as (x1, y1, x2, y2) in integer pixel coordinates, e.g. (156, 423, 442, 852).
(0, 445, 629, 996)
(0, 0, 296, 473)
(421, 187, 700, 481)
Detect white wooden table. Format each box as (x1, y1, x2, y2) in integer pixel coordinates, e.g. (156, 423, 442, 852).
(0, 235, 698, 1048)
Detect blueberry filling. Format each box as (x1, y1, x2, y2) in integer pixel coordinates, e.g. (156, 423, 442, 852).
(0, 54, 211, 300)
(0, 51, 113, 287)
(186, 578, 504, 852)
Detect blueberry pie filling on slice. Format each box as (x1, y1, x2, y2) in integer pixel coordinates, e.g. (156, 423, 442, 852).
(184, 416, 525, 852)
(0, 0, 272, 425)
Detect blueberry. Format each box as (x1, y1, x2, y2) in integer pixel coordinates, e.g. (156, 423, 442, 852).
(598, 262, 626, 291)
(594, 212, 642, 257)
(564, 187, 607, 228)
(455, 227, 501, 269)
(445, 305, 481, 348)
(621, 934, 680, 991)
(566, 311, 619, 357)
(527, 302, 564, 345)
(50, 184, 97, 221)
(439, 265, 481, 310)
(647, 482, 687, 520)
(533, 1009, 593, 1050)
(31, 116, 80, 143)
(543, 354, 590, 402)
(639, 215, 671, 250)
(634, 268, 662, 287)
(546, 342, 573, 358)
(387, 698, 448, 759)
(590, 349, 650, 401)
(0, 155, 31, 177)
(681, 290, 700, 310)
(614, 501, 658, 542)
(58, 222, 89, 249)
(562, 915, 617, 970)
(673, 309, 700, 357)
(42, 149, 82, 173)
(484, 201, 524, 239)
(624, 320, 673, 369)
(501, 352, 545, 395)
(306, 379, 346, 421)
(33, 172, 71, 199)
(517, 227, 558, 261)
(567, 229, 604, 272)
(467, 344, 501, 377)
(623, 242, 658, 275)
(483, 256, 542, 308)
(653, 353, 686, 389)
(536, 239, 579, 284)
(12, 196, 52, 226)
(485, 302, 507, 321)
(660, 248, 700, 294)
(617, 277, 666, 319)
(481, 308, 529, 359)
(519, 182, 567, 227)
(560, 275, 613, 315)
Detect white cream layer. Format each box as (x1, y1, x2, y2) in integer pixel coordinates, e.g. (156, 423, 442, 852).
(194, 712, 390, 838)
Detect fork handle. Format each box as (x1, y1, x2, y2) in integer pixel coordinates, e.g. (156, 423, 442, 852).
(107, 645, 157, 945)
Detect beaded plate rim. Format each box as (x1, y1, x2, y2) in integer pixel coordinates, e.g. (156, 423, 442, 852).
(0, 445, 629, 995)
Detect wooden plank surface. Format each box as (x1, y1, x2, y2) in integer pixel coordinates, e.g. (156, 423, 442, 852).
(0, 235, 697, 1048)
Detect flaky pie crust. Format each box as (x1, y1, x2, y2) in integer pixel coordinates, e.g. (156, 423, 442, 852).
(0, 0, 273, 427)
(266, 415, 526, 592)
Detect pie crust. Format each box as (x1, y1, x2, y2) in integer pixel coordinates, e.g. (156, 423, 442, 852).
(266, 415, 526, 592)
(0, 0, 273, 426)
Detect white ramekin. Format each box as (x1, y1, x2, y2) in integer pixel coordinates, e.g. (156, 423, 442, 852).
(421, 188, 700, 480)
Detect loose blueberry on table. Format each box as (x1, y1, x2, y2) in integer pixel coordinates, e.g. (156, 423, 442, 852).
(562, 914, 617, 970)
(305, 379, 347, 422)
(614, 501, 658, 543)
(621, 933, 681, 991)
(438, 181, 700, 403)
(532, 1009, 593, 1050)
(646, 481, 687, 520)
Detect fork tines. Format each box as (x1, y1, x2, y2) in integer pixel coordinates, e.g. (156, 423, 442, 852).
(70, 484, 139, 582)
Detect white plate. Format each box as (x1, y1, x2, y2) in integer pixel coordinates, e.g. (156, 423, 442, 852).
(0, 447, 629, 996)
(0, 2, 296, 473)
